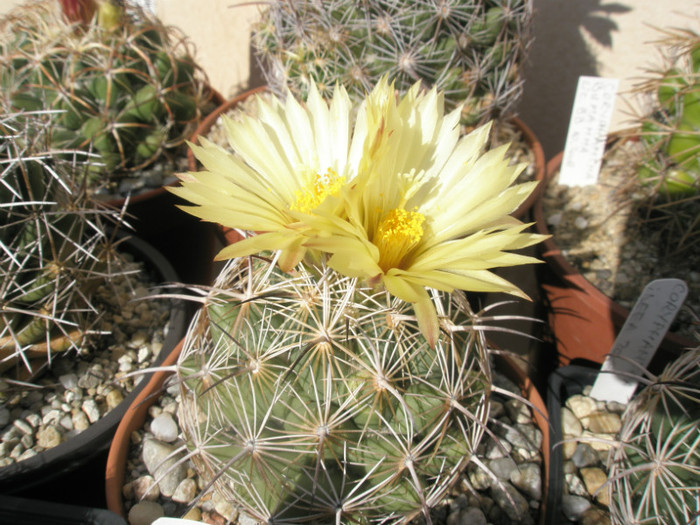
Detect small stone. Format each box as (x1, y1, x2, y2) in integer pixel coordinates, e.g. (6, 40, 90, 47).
(132, 475, 160, 501)
(505, 399, 531, 424)
(13, 419, 32, 435)
(150, 412, 179, 443)
(0, 407, 10, 426)
(509, 462, 542, 500)
(547, 212, 563, 227)
(59, 416, 74, 431)
(566, 395, 598, 420)
(561, 407, 583, 436)
(488, 456, 518, 481)
(561, 494, 591, 521)
(580, 467, 610, 506)
(562, 439, 578, 459)
(212, 490, 238, 521)
(58, 373, 79, 390)
(490, 482, 529, 522)
(467, 463, 492, 490)
(172, 478, 197, 504)
(574, 216, 588, 229)
(565, 472, 589, 497)
(105, 389, 124, 411)
(142, 438, 186, 497)
(72, 410, 90, 432)
(582, 430, 615, 451)
(580, 506, 612, 525)
(36, 425, 62, 449)
(81, 399, 100, 423)
(572, 443, 600, 468)
(182, 507, 202, 522)
(581, 411, 621, 434)
(127, 501, 164, 525)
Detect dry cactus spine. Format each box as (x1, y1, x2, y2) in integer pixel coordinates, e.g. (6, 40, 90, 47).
(252, 0, 534, 127)
(177, 254, 493, 522)
(606, 348, 700, 525)
(0, 111, 125, 378)
(0, 0, 213, 188)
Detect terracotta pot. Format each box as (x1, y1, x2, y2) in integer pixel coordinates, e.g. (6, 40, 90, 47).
(533, 151, 693, 370)
(105, 348, 550, 523)
(185, 88, 543, 245)
(0, 234, 189, 497)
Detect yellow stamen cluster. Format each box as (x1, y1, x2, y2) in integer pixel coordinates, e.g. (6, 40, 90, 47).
(291, 168, 345, 214)
(376, 208, 425, 272)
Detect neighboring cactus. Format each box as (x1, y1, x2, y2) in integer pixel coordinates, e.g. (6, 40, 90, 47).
(0, 111, 124, 376)
(636, 26, 700, 197)
(606, 348, 700, 525)
(252, 0, 534, 127)
(177, 254, 491, 522)
(0, 0, 214, 188)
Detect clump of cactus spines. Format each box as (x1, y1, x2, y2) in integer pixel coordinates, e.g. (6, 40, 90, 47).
(0, 0, 214, 188)
(252, 0, 533, 127)
(177, 254, 492, 523)
(0, 111, 124, 377)
(606, 348, 700, 525)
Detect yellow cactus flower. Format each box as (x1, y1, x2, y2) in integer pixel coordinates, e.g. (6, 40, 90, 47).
(304, 79, 546, 345)
(173, 77, 546, 345)
(169, 82, 363, 272)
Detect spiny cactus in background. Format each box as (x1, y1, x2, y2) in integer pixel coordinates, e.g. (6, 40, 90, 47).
(0, 0, 214, 188)
(631, 24, 700, 254)
(0, 111, 124, 378)
(607, 348, 700, 525)
(252, 0, 534, 127)
(177, 254, 492, 523)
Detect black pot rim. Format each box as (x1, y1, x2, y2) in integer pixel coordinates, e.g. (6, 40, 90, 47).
(0, 232, 188, 491)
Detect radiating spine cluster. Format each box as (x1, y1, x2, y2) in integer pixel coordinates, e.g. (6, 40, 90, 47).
(606, 348, 700, 525)
(253, 0, 533, 126)
(0, 111, 123, 375)
(177, 254, 492, 523)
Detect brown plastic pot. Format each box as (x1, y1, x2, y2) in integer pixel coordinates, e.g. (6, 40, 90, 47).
(104, 348, 550, 523)
(533, 150, 693, 370)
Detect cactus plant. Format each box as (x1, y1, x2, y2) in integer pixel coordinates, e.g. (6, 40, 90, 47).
(170, 78, 546, 522)
(252, 0, 534, 127)
(0, 110, 125, 377)
(0, 0, 214, 191)
(606, 347, 700, 525)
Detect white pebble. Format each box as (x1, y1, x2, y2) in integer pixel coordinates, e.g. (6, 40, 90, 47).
(150, 413, 179, 443)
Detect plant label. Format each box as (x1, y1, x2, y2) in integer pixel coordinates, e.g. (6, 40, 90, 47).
(590, 278, 688, 404)
(559, 76, 619, 187)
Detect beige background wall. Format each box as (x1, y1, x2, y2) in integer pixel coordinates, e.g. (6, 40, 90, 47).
(2, 0, 699, 157)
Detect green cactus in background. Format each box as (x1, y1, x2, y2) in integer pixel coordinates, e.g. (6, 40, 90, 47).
(0, 111, 125, 377)
(252, 0, 533, 127)
(637, 25, 700, 197)
(607, 348, 700, 525)
(177, 254, 492, 523)
(0, 0, 215, 189)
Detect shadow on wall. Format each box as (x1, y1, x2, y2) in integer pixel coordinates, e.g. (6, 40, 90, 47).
(517, 0, 632, 159)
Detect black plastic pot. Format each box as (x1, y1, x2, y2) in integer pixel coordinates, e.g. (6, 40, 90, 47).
(0, 493, 126, 525)
(0, 233, 189, 505)
(545, 364, 601, 525)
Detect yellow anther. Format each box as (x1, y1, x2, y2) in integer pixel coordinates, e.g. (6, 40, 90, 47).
(291, 167, 345, 214)
(376, 208, 425, 271)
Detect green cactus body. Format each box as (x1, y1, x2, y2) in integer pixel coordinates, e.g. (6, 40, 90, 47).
(607, 349, 700, 525)
(0, 111, 123, 375)
(0, 0, 213, 186)
(177, 254, 492, 523)
(252, 0, 533, 127)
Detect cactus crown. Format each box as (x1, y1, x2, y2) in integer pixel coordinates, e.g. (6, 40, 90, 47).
(252, 0, 534, 127)
(607, 348, 700, 525)
(0, 110, 125, 378)
(0, 0, 213, 189)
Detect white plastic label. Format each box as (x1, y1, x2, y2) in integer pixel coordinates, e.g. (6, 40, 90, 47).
(559, 76, 619, 187)
(131, 0, 156, 14)
(590, 278, 688, 404)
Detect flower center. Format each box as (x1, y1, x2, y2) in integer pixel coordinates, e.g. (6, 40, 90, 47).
(291, 168, 345, 214)
(376, 208, 425, 271)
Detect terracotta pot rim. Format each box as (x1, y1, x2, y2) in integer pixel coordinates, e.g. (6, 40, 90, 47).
(533, 148, 694, 351)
